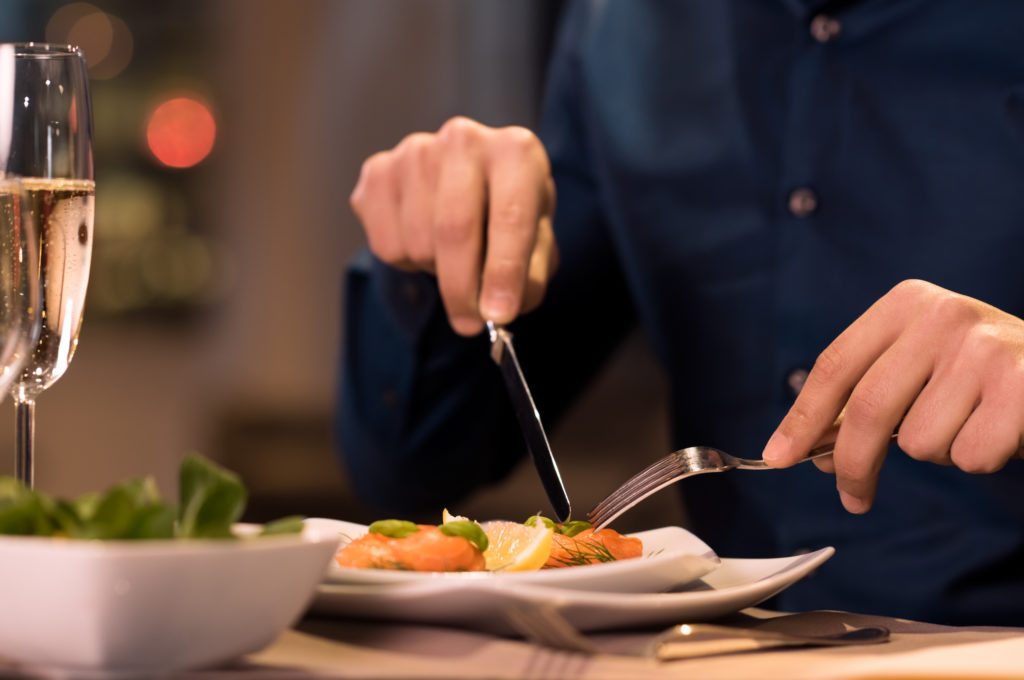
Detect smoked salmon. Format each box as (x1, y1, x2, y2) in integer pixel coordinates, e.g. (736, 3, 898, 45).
(543, 527, 643, 568)
(335, 524, 486, 572)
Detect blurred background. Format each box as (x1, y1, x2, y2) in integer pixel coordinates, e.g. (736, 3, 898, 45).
(0, 0, 679, 531)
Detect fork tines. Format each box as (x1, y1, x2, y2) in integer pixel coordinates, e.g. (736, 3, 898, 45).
(587, 453, 688, 530)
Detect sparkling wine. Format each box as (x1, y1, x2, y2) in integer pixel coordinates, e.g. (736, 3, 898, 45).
(13, 177, 95, 400)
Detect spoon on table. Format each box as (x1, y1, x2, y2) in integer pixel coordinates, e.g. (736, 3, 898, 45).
(650, 621, 891, 660)
(505, 604, 890, 658)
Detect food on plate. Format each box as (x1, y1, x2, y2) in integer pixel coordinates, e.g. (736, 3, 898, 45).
(333, 512, 644, 573)
(480, 519, 553, 572)
(335, 520, 487, 571)
(0, 453, 302, 540)
(545, 527, 644, 567)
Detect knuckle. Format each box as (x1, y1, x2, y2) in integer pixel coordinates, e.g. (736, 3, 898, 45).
(490, 198, 528, 231)
(395, 132, 436, 166)
(889, 278, 933, 304)
(495, 125, 542, 155)
(891, 278, 924, 295)
(811, 344, 847, 384)
(845, 382, 890, 423)
(960, 324, 1007, 365)
(434, 212, 474, 245)
(439, 116, 484, 148)
(896, 427, 945, 463)
(777, 402, 816, 439)
(950, 442, 1001, 474)
(949, 423, 1013, 474)
(923, 289, 980, 331)
(498, 126, 552, 176)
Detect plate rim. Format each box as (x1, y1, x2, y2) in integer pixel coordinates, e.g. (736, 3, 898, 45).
(309, 546, 835, 632)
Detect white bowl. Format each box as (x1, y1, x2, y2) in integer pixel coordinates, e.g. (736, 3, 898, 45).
(0, 524, 340, 677)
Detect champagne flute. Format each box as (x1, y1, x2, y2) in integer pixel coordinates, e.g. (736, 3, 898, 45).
(0, 43, 94, 487)
(0, 177, 41, 414)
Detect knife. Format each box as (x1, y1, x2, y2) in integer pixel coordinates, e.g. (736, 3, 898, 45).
(486, 320, 572, 522)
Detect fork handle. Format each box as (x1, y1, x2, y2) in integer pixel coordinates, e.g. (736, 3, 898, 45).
(806, 431, 899, 459)
(735, 431, 899, 470)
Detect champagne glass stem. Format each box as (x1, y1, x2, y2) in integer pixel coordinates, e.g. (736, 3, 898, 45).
(15, 399, 35, 487)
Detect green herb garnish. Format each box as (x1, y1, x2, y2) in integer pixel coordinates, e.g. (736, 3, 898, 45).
(368, 519, 421, 538)
(556, 520, 592, 537)
(525, 514, 556, 530)
(524, 514, 592, 537)
(438, 519, 489, 552)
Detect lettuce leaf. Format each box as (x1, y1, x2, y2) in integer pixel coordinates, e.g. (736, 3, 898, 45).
(0, 453, 299, 540)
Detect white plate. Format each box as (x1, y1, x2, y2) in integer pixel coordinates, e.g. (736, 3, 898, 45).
(311, 546, 835, 634)
(306, 517, 721, 593)
(0, 524, 340, 678)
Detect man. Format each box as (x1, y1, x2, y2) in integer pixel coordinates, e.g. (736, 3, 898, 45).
(341, 0, 1024, 624)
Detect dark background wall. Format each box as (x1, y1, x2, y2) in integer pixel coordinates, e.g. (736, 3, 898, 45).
(0, 0, 680, 532)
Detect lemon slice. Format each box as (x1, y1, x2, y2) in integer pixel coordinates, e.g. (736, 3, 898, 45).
(481, 520, 554, 572)
(441, 508, 469, 524)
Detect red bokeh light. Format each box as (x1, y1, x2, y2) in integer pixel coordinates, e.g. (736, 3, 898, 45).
(146, 97, 216, 169)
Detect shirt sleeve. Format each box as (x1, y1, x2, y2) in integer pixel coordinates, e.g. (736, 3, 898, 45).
(337, 0, 637, 516)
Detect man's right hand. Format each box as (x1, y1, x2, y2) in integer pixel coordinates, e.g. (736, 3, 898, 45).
(350, 116, 558, 336)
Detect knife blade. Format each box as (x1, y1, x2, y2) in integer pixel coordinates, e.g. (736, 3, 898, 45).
(486, 320, 572, 522)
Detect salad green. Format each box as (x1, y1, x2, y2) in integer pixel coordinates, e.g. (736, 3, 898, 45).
(0, 453, 303, 539)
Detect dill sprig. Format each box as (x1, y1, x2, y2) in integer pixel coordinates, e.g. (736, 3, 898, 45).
(543, 535, 618, 567)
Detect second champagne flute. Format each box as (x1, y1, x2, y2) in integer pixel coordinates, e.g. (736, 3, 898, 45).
(1, 43, 95, 487)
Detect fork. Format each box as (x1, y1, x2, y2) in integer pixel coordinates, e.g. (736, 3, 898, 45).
(587, 433, 899, 530)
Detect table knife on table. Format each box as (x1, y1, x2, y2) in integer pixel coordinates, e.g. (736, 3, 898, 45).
(486, 321, 572, 522)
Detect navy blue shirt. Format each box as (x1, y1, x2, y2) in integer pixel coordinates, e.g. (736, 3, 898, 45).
(341, 0, 1024, 625)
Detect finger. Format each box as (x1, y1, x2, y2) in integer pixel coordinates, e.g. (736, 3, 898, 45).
(395, 133, 439, 271)
(479, 128, 551, 324)
(949, 401, 1019, 474)
(433, 143, 487, 336)
(831, 334, 934, 513)
(809, 419, 842, 474)
(812, 456, 836, 474)
(950, 376, 1024, 474)
(763, 290, 906, 466)
(350, 151, 407, 267)
(896, 358, 980, 466)
(522, 212, 559, 314)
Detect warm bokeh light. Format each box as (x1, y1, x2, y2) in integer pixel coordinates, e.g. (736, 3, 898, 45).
(46, 3, 101, 49)
(146, 96, 216, 169)
(46, 2, 134, 80)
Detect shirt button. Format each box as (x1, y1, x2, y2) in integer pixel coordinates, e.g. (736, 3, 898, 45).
(788, 188, 818, 218)
(809, 14, 841, 42)
(786, 368, 809, 397)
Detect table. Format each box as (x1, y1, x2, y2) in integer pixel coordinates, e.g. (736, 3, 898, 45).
(4, 609, 1022, 678)
(77, 609, 1022, 680)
